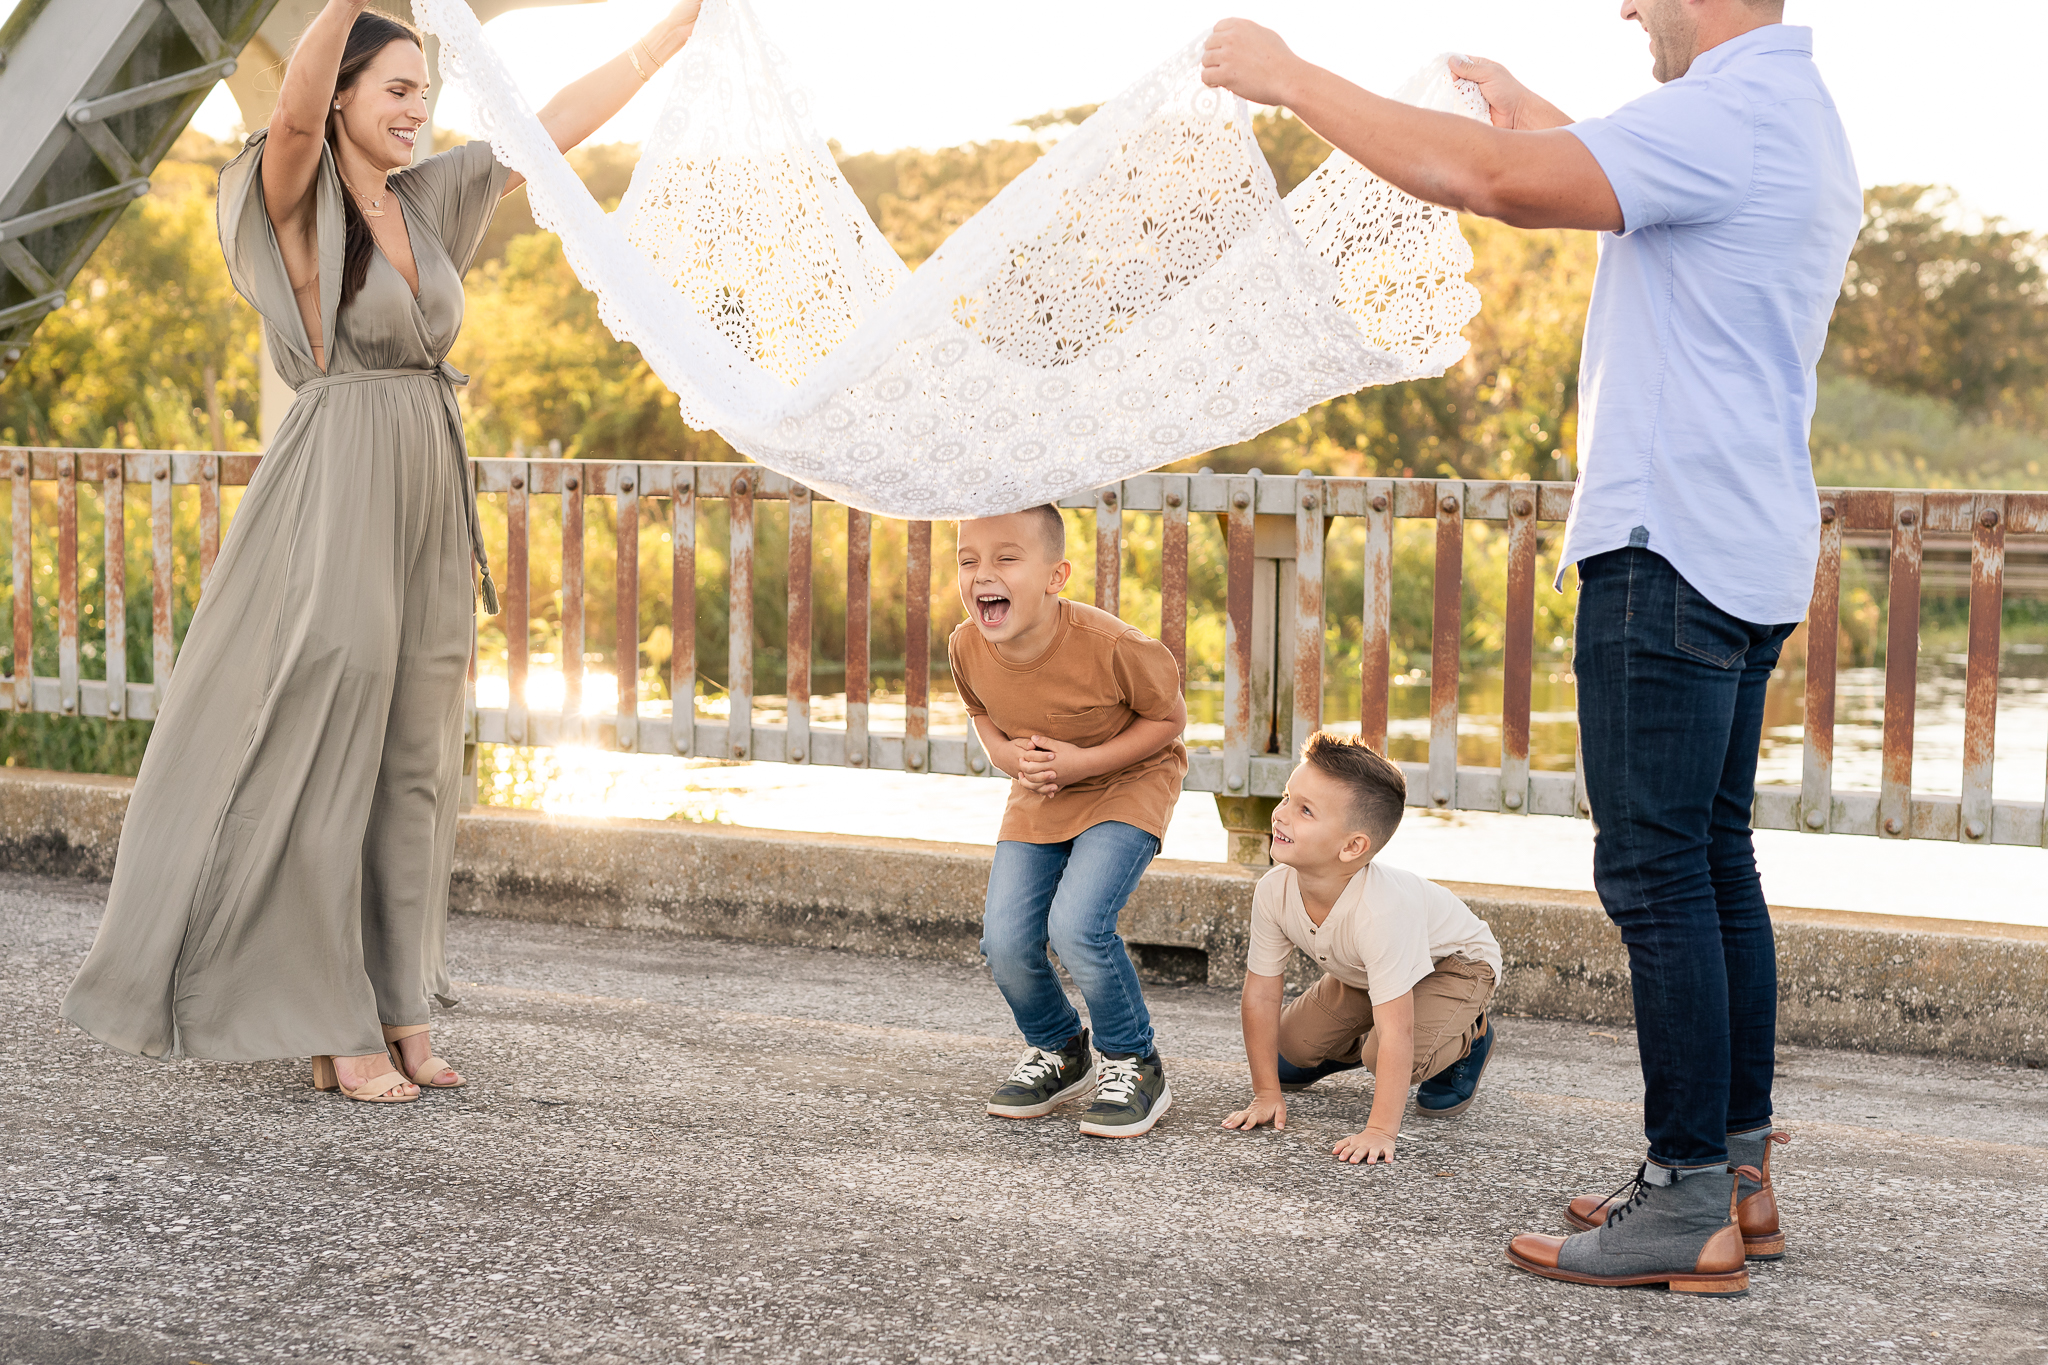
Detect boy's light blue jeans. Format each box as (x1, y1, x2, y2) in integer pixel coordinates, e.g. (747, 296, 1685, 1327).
(981, 820, 1159, 1058)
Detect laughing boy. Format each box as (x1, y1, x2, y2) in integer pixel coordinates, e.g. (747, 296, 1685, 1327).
(1223, 731, 1502, 1162)
(949, 505, 1187, 1138)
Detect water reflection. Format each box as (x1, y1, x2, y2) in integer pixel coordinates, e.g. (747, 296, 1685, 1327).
(471, 638, 2048, 811)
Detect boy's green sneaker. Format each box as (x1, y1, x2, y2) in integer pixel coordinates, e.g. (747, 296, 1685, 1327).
(1076, 1053, 1171, 1138)
(986, 1030, 1097, 1119)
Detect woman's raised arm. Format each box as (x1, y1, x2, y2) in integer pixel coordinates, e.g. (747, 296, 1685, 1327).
(500, 0, 701, 196)
(263, 0, 369, 235)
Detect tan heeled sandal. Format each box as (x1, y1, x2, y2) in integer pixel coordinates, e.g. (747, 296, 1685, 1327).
(382, 1023, 464, 1089)
(310, 1054, 418, 1103)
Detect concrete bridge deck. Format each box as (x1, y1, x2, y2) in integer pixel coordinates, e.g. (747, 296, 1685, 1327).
(3, 872, 2044, 1365)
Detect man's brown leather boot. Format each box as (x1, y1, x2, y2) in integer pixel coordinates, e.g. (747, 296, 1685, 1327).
(1507, 1164, 1758, 1295)
(1566, 1130, 1788, 1260)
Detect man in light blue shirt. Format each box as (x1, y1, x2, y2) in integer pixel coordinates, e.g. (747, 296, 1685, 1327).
(1205, 0, 1859, 1295)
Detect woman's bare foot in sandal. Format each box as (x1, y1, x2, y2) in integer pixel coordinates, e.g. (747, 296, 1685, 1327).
(392, 1030, 463, 1088)
(333, 1052, 418, 1100)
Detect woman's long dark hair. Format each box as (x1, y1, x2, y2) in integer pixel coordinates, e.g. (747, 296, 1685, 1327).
(326, 9, 422, 311)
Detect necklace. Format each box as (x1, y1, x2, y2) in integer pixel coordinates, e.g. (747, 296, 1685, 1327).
(339, 173, 386, 219)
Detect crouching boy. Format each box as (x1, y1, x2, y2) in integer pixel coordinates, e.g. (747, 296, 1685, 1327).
(950, 505, 1188, 1138)
(1223, 731, 1502, 1162)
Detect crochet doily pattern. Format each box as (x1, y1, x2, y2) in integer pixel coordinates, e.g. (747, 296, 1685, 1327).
(415, 0, 1486, 517)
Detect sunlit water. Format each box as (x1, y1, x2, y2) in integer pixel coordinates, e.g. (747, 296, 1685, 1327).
(470, 653, 2048, 928)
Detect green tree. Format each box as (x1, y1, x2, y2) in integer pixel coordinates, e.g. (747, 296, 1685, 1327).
(0, 132, 258, 452)
(1828, 185, 2048, 425)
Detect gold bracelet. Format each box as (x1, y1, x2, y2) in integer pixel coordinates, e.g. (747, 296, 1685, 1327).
(634, 36, 663, 76)
(627, 44, 651, 82)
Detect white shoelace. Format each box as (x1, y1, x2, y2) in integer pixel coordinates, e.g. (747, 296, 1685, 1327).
(1005, 1047, 1067, 1087)
(1095, 1057, 1143, 1105)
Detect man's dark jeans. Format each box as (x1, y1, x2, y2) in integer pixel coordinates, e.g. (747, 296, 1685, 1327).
(1575, 548, 1797, 1170)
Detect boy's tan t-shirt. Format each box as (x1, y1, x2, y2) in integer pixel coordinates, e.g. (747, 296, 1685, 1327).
(949, 598, 1188, 844)
(1245, 859, 1503, 1005)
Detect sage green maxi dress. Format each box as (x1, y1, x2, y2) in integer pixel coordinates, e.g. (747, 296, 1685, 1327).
(61, 131, 507, 1061)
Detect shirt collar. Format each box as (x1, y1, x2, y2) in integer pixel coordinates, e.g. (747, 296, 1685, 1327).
(1686, 23, 1812, 80)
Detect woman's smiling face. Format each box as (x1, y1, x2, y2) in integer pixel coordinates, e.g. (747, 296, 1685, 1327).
(334, 38, 429, 172)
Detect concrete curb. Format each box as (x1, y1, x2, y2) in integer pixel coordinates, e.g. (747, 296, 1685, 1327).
(4, 767, 2042, 1066)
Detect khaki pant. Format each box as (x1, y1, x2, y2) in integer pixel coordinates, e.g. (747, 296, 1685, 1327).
(1278, 956, 1497, 1083)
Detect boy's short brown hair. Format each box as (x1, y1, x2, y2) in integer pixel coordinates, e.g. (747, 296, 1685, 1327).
(1026, 504, 1065, 559)
(1300, 730, 1406, 850)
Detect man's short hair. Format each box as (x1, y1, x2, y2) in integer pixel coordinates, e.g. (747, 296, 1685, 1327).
(1026, 504, 1065, 560)
(1300, 730, 1406, 849)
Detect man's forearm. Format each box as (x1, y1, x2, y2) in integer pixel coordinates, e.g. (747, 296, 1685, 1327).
(1279, 63, 1511, 216)
(1256, 57, 1620, 231)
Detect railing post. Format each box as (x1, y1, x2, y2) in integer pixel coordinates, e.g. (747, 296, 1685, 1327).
(670, 468, 696, 756)
(1221, 476, 1255, 803)
(103, 458, 126, 719)
(1359, 480, 1392, 753)
(1216, 475, 1268, 864)
(11, 452, 30, 710)
(198, 453, 219, 588)
(1878, 492, 1924, 839)
(1428, 481, 1465, 810)
(786, 485, 812, 764)
(905, 519, 931, 773)
(1960, 493, 2006, 843)
(845, 509, 871, 768)
(616, 464, 640, 753)
(1290, 475, 1324, 761)
(507, 459, 531, 745)
(727, 472, 755, 760)
(150, 452, 172, 700)
(1160, 474, 1189, 685)
(56, 453, 78, 715)
(1499, 488, 1538, 814)
(561, 444, 585, 730)
(1095, 487, 1121, 616)
(1800, 495, 1842, 833)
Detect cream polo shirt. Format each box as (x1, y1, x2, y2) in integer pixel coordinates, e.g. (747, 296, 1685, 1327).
(1245, 860, 1502, 1006)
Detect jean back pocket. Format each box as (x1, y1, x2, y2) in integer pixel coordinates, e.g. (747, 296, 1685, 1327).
(1673, 578, 1750, 669)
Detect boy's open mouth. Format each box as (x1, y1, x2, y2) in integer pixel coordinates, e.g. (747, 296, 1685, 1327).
(976, 593, 1011, 628)
(1270, 827, 1294, 847)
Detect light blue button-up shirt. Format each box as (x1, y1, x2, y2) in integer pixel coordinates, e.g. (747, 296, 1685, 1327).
(1558, 25, 1860, 625)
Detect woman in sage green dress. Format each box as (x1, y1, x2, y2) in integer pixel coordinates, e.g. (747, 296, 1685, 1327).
(62, 0, 699, 1102)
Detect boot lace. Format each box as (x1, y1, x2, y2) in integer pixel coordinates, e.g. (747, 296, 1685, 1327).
(1095, 1057, 1143, 1105)
(1004, 1047, 1068, 1087)
(1600, 1164, 1655, 1231)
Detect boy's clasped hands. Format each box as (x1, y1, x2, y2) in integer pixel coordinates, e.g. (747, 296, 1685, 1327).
(1005, 735, 1088, 798)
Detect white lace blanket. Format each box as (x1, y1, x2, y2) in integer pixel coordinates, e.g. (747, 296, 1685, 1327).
(415, 0, 1487, 518)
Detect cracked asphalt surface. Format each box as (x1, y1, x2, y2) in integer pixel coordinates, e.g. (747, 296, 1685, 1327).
(3, 871, 2045, 1365)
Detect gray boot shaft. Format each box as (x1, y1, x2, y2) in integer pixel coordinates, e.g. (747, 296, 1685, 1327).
(1727, 1126, 1773, 1201)
(1558, 1167, 1737, 1278)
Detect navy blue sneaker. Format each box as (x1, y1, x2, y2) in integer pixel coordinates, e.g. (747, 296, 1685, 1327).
(1275, 1053, 1365, 1093)
(1414, 1015, 1495, 1118)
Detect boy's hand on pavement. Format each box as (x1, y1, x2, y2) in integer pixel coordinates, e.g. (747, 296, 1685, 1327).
(1221, 1095, 1287, 1131)
(1332, 1127, 1398, 1165)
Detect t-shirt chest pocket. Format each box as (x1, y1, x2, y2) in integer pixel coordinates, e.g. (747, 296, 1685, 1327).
(1040, 703, 1128, 748)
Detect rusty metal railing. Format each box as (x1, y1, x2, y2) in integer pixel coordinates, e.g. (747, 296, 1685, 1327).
(4, 446, 2046, 849)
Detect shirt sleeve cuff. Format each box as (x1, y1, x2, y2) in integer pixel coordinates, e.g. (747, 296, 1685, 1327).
(1566, 119, 1646, 236)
